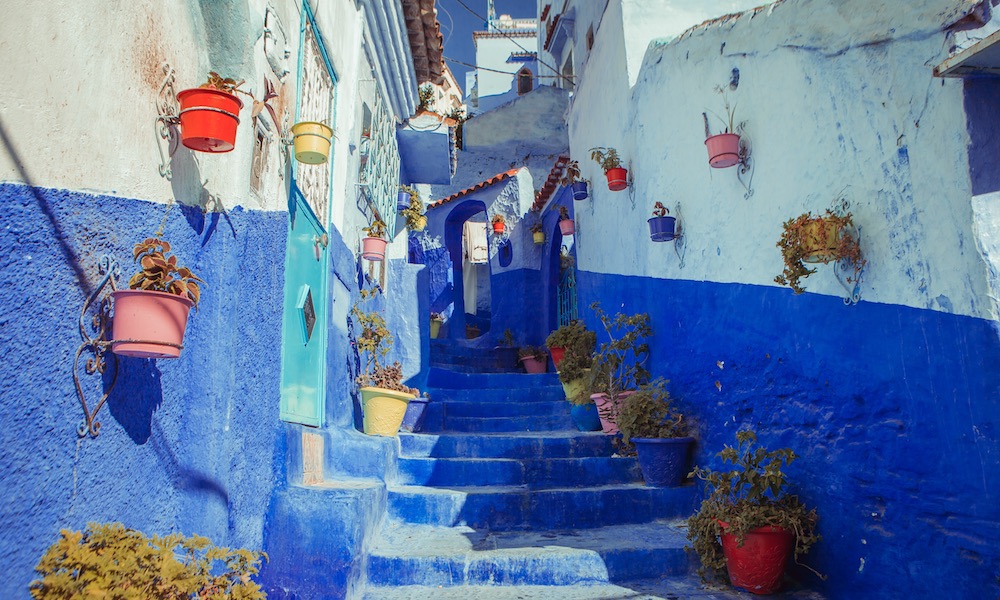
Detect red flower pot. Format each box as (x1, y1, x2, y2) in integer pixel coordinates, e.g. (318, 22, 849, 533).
(705, 133, 741, 168)
(177, 88, 243, 153)
(720, 524, 795, 595)
(559, 219, 575, 236)
(519, 355, 548, 374)
(492, 222, 505, 235)
(111, 290, 194, 359)
(605, 167, 628, 191)
(362, 237, 387, 261)
(549, 346, 566, 369)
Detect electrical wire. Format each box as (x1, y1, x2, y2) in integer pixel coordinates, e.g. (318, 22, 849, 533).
(444, 54, 565, 78)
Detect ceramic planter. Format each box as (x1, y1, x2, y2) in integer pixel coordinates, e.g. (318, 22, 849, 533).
(291, 121, 334, 164)
(519, 354, 548, 374)
(397, 191, 411, 211)
(430, 319, 442, 339)
(400, 396, 430, 433)
(111, 290, 194, 359)
(632, 437, 694, 486)
(591, 391, 635, 434)
(571, 181, 589, 201)
(648, 216, 677, 242)
(705, 133, 741, 168)
(605, 167, 628, 191)
(559, 369, 590, 403)
(549, 346, 566, 369)
(533, 231, 545, 245)
(362, 237, 387, 261)
(800, 218, 841, 264)
(177, 88, 243, 153)
(360, 387, 414, 436)
(720, 524, 795, 595)
(559, 219, 575, 236)
(570, 403, 602, 431)
(492, 221, 505, 235)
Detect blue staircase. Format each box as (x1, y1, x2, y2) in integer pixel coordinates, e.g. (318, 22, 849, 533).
(360, 368, 822, 599)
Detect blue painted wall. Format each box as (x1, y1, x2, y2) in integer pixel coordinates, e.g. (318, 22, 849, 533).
(577, 270, 1000, 598)
(0, 183, 286, 597)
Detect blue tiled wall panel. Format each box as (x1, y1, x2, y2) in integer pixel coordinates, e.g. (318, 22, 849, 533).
(577, 270, 1000, 598)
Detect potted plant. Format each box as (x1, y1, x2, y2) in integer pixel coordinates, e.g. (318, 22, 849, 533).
(546, 321, 599, 430)
(648, 202, 677, 242)
(586, 302, 652, 434)
(177, 72, 245, 153)
(558, 205, 575, 236)
(704, 88, 742, 168)
(518, 345, 548, 374)
(589, 147, 628, 191)
(774, 209, 864, 294)
(616, 378, 694, 486)
(491, 213, 506, 235)
(530, 221, 545, 245)
(30, 522, 266, 599)
(111, 237, 203, 359)
(353, 305, 419, 436)
(561, 160, 589, 200)
(545, 320, 593, 370)
(291, 120, 335, 165)
(688, 430, 822, 595)
(429, 312, 444, 339)
(400, 187, 427, 231)
(398, 185, 416, 211)
(361, 219, 388, 261)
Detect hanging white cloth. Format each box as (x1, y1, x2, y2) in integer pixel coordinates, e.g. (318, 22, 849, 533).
(463, 261, 477, 315)
(463, 221, 489, 264)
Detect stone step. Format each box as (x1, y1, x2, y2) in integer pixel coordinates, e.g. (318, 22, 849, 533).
(397, 432, 616, 460)
(387, 483, 698, 530)
(365, 521, 692, 587)
(442, 399, 570, 418)
(361, 580, 826, 599)
(428, 386, 567, 404)
(395, 456, 641, 487)
(428, 368, 561, 389)
(443, 414, 573, 433)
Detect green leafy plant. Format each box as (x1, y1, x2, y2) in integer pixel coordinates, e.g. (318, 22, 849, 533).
(30, 522, 266, 600)
(616, 377, 688, 447)
(417, 83, 434, 112)
(499, 328, 515, 348)
(445, 106, 468, 149)
(430, 311, 443, 322)
(529, 221, 544, 234)
(706, 86, 740, 135)
(652, 202, 669, 217)
(353, 304, 418, 395)
(362, 219, 388, 240)
(491, 214, 506, 226)
(399, 186, 426, 230)
(561, 160, 583, 186)
(774, 209, 863, 295)
(558, 205, 571, 221)
(687, 430, 822, 583)
(589, 147, 623, 172)
(199, 71, 245, 95)
(586, 302, 651, 398)
(128, 238, 203, 307)
(546, 321, 597, 404)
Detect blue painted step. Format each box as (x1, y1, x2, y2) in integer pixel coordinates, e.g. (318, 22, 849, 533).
(428, 368, 560, 389)
(442, 399, 569, 418)
(443, 413, 572, 433)
(361, 580, 826, 599)
(395, 456, 640, 487)
(427, 386, 567, 403)
(387, 483, 698, 530)
(397, 432, 616, 459)
(366, 520, 693, 587)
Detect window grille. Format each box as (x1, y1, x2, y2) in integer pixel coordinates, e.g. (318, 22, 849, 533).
(249, 121, 271, 197)
(357, 86, 399, 232)
(296, 20, 335, 227)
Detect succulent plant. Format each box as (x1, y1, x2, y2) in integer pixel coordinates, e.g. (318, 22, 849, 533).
(127, 238, 203, 306)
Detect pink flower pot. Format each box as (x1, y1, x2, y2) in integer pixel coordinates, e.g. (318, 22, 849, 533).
(705, 133, 741, 168)
(591, 391, 635, 434)
(362, 237, 387, 261)
(559, 219, 575, 236)
(111, 290, 194, 359)
(519, 355, 548, 374)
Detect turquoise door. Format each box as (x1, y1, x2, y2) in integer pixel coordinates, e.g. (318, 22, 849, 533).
(279, 6, 336, 426)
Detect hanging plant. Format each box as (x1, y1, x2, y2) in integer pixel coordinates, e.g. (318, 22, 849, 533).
(491, 213, 506, 235)
(177, 72, 246, 153)
(558, 205, 575, 236)
(589, 147, 628, 191)
(647, 202, 676, 242)
(361, 219, 388, 261)
(704, 87, 743, 168)
(774, 209, 863, 294)
(561, 160, 589, 200)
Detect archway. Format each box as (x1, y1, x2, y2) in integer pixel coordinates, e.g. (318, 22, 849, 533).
(443, 199, 493, 340)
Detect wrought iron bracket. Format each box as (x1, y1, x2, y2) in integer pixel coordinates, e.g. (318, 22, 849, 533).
(673, 203, 687, 269)
(735, 124, 754, 199)
(830, 198, 863, 305)
(73, 256, 121, 438)
(155, 63, 180, 180)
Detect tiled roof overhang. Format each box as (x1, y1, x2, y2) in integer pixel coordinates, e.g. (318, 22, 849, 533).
(402, 0, 445, 84)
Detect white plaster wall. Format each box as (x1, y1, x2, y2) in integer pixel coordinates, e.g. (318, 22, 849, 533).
(475, 34, 538, 101)
(570, 0, 994, 319)
(0, 0, 310, 213)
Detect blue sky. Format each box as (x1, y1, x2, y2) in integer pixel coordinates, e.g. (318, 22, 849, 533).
(435, 0, 538, 93)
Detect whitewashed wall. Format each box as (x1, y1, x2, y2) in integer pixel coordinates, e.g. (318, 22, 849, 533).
(567, 0, 996, 320)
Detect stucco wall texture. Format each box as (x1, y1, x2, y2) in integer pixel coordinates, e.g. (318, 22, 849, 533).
(0, 184, 287, 597)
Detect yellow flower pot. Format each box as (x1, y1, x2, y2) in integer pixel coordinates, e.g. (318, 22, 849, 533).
(559, 368, 591, 403)
(430, 319, 442, 339)
(360, 387, 414, 436)
(291, 121, 334, 165)
(533, 231, 545, 245)
(412, 215, 427, 232)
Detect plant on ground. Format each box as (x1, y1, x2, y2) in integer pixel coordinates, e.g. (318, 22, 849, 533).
(353, 302, 418, 395)
(774, 209, 863, 295)
(589, 147, 623, 172)
(687, 430, 822, 583)
(128, 238, 203, 307)
(517, 345, 547, 360)
(616, 377, 688, 447)
(546, 320, 597, 405)
(30, 522, 266, 600)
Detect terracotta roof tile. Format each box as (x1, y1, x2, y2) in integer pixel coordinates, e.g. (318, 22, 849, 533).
(402, 0, 445, 84)
(531, 155, 570, 211)
(428, 169, 521, 209)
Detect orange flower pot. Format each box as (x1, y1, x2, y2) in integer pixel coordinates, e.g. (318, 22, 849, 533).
(605, 167, 628, 191)
(177, 88, 243, 153)
(492, 222, 505, 235)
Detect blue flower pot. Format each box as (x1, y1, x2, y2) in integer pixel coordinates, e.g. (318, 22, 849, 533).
(397, 191, 410, 211)
(571, 181, 589, 201)
(632, 437, 694, 486)
(400, 397, 430, 433)
(647, 216, 676, 242)
(570, 403, 602, 432)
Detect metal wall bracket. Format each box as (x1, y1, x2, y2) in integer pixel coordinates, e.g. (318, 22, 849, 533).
(673, 203, 687, 269)
(735, 124, 754, 199)
(155, 63, 181, 180)
(830, 198, 863, 305)
(73, 256, 121, 438)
